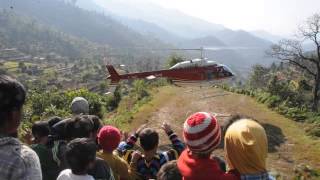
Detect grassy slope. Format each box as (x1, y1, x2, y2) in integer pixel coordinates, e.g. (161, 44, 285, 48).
(120, 85, 320, 178)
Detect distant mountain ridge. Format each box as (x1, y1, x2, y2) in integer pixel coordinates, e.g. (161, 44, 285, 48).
(77, 0, 272, 48)
(0, 10, 102, 59)
(74, 0, 277, 76)
(0, 0, 164, 48)
(250, 30, 284, 43)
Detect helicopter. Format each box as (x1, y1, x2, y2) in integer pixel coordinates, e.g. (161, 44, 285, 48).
(105, 47, 235, 91)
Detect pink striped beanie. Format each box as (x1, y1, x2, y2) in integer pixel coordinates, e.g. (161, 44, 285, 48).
(183, 112, 221, 154)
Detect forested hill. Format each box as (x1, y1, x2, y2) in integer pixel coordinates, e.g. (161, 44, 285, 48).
(0, 10, 104, 59)
(0, 0, 165, 48)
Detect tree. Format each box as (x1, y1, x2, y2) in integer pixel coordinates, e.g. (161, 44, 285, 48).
(166, 54, 185, 68)
(248, 64, 270, 89)
(268, 13, 320, 111)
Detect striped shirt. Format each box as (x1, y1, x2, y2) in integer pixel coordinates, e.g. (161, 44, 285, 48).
(241, 173, 275, 180)
(117, 131, 185, 180)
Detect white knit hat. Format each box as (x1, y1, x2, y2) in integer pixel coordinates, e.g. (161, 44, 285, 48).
(70, 97, 89, 115)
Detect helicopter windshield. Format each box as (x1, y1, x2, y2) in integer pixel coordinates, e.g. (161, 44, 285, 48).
(222, 65, 235, 76)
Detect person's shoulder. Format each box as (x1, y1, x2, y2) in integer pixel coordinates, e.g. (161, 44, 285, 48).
(86, 174, 95, 180)
(0, 138, 36, 165)
(57, 169, 72, 180)
(21, 144, 40, 161)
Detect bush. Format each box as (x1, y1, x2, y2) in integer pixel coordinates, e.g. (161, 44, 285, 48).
(132, 80, 149, 100)
(25, 88, 118, 121)
(265, 95, 281, 108)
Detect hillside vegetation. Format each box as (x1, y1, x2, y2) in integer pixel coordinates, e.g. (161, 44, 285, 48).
(0, 10, 103, 59)
(0, 0, 162, 48)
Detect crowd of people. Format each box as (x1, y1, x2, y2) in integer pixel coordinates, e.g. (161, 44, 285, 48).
(0, 75, 275, 180)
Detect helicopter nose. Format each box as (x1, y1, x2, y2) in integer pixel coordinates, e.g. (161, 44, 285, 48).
(222, 65, 235, 77)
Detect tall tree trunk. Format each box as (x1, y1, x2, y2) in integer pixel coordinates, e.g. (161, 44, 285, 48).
(312, 71, 320, 111)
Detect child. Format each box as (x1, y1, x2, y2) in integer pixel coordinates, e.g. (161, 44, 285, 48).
(31, 121, 60, 180)
(31, 121, 50, 145)
(177, 112, 239, 180)
(97, 125, 135, 180)
(157, 160, 182, 180)
(57, 138, 96, 180)
(224, 118, 275, 180)
(65, 116, 115, 180)
(118, 122, 185, 180)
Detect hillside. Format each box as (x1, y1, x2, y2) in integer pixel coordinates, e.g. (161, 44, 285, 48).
(92, 0, 225, 39)
(215, 29, 272, 48)
(179, 36, 226, 47)
(250, 30, 285, 43)
(0, 0, 163, 48)
(114, 16, 185, 44)
(74, 0, 277, 76)
(125, 86, 320, 179)
(0, 10, 102, 59)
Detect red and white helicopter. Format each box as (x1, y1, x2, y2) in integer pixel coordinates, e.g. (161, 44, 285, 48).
(105, 48, 235, 93)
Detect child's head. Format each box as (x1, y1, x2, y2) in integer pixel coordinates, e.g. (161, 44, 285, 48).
(31, 121, 50, 144)
(70, 97, 89, 115)
(47, 116, 62, 133)
(157, 160, 182, 180)
(66, 138, 96, 175)
(139, 128, 159, 155)
(97, 125, 121, 152)
(183, 112, 221, 157)
(224, 119, 268, 174)
(88, 115, 102, 137)
(66, 116, 94, 140)
(0, 75, 26, 135)
(51, 118, 71, 140)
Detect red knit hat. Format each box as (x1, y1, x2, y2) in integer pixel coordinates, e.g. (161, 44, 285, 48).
(183, 112, 221, 154)
(97, 126, 121, 152)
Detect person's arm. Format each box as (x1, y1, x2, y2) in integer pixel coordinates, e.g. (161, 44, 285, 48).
(117, 124, 147, 152)
(162, 123, 185, 157)
(128, 151, 143, 180)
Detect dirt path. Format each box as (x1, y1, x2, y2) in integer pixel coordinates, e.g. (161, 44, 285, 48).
(128, 86, 320, 179)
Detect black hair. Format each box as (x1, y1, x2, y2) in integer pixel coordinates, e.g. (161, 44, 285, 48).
(66, 116, 94, 139)
(89, 115, 102, 133)
(139, 128, 159, 151)
(47, 116, 62, 132)
(221, 114, 257, 134)
(51, 118, 72, 140)
(157, 160, 182, 180)
(219, 114, 258, 148)
(0, 75, 26, 126)
(32, 121, 50, 138)
(66, 138, 96, 174)
(79, 115, 101, 133)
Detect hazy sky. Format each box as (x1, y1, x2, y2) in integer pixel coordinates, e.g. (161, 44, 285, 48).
(145, 0, 320, 36)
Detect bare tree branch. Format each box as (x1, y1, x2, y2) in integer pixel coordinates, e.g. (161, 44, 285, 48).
(268, 13, 320, 111)
(281, 58, 316, 76)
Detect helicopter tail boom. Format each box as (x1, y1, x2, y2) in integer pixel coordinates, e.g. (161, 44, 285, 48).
(106, 65, 121, 83)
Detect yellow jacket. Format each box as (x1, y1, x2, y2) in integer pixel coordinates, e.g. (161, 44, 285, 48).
(98, 151, 138, 180)
(224, 119, 268, 174)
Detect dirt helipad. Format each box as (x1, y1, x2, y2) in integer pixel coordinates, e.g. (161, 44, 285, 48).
(126, 86, 320, 179)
